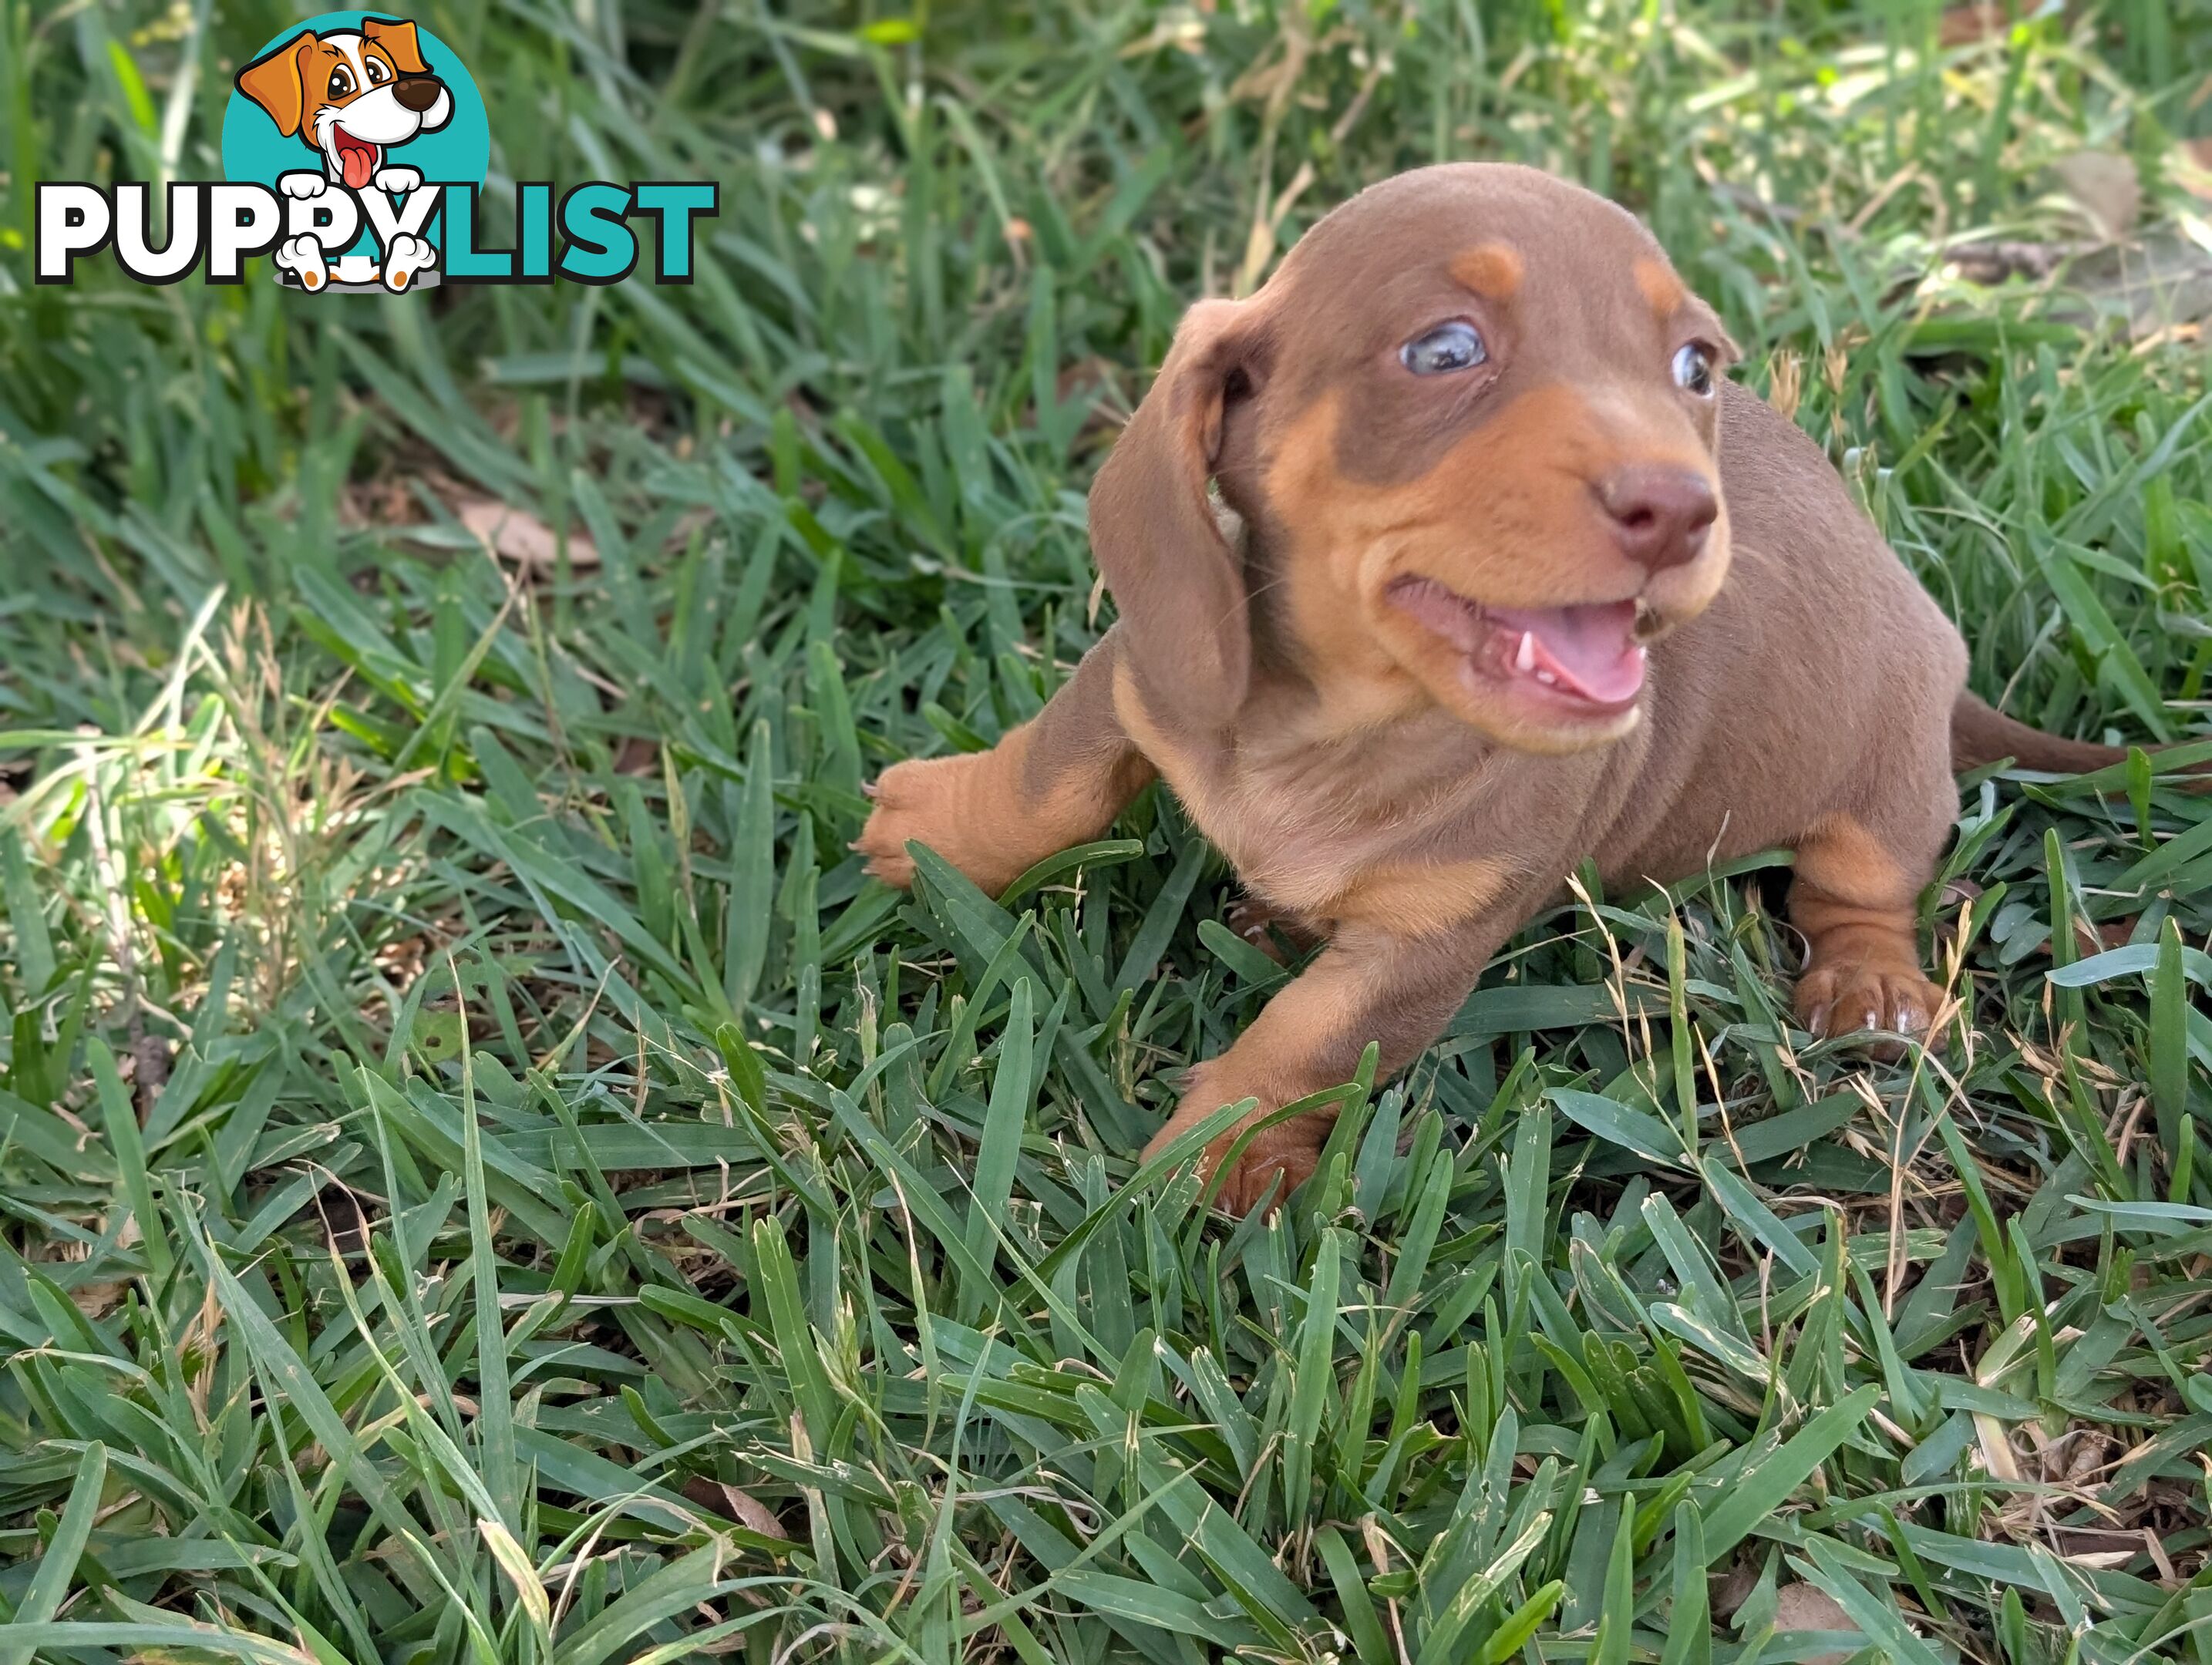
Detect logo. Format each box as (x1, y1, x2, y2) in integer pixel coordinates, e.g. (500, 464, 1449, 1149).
(226, 12, 485, 291)
(35, 12, 716, 292)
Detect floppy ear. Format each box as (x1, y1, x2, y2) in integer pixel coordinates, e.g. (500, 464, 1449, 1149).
(1089, 299, 1265, 735)
(236, 33, 315, 137)
(362, 16, 431, 75)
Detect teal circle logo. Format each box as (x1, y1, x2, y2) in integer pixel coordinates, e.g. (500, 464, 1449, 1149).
(221, 12, 488, 291)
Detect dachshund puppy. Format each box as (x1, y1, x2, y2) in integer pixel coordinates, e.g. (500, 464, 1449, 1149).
(859, 163, 2123, 1213)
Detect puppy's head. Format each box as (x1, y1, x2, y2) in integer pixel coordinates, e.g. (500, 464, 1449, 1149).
(235, 17, 453, 191)
(1091, 163, 1739, 755)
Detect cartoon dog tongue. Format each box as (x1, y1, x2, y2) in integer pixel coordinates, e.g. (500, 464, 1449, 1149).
(335, 133, 378, 191)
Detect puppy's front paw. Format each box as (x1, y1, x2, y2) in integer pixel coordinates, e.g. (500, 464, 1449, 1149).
(278, 170, 331, 200)
(1140, 1066, 1329, 1218)
(855, 753, 1026, 895)
(372, 164, 422, 194)
(1214, 1131, 1324, 1216)
(382, 234, 436, 292)
(1795, 959, 1944, 1058)
(274, 234, 328, 291)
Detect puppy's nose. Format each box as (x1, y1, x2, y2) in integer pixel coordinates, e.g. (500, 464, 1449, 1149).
(394, 74, 445, 112)
(1597, 466, 1718, 572)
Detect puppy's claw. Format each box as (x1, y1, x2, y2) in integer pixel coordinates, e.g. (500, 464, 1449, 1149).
(1795, 960, 1942, 1061)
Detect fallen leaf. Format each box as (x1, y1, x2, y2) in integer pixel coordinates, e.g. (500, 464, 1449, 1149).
(1773, 1583, 1862, 1665)
(2052, 150, 2142, 240)
(70, 1280, 128, 1318)
(2051, 227, 2212, 341)
(681, 1474, 788, 1539)
(457, 497, 601, 569)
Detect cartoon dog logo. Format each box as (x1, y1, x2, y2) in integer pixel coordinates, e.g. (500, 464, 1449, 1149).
(234, 16, 450, 291)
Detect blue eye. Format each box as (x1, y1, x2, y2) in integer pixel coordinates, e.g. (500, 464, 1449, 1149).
(1401, 321, 1486, 376)
(1672, 343, 1715, 396)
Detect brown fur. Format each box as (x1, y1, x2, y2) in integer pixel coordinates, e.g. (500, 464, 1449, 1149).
(855, 635, 1153, 896)
(1950, 695, 2129, 774)
(857, 163, 2146, 1213)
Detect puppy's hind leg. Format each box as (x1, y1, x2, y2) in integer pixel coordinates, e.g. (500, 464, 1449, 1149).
(857, 630, 1155, 897)
(1788, 806, 1948, 1052)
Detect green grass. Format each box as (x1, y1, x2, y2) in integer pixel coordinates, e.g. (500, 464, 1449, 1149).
(4, 0, 2212, 1660)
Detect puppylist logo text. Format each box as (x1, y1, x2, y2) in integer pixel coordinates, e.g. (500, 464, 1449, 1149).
(35, 12, 717, 292)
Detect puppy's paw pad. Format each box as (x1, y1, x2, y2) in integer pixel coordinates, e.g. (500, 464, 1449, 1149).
(276, 235, 328, 288)
(278, 171, 330, 200)
(372, 165, 423, 193)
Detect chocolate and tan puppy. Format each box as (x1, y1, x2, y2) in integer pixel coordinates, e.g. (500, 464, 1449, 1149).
(857, 163, 2122, 1213)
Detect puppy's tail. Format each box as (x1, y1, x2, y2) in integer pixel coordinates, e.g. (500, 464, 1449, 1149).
(1951, 693, 2212, 787)
(1950, 693, 2129, 776)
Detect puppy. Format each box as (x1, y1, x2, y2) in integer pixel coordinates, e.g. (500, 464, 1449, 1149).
(858, 163, 2130, 1213)
(234, 15, 451, 292)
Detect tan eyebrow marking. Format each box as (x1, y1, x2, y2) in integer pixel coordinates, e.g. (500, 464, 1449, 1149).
(1450, 243, 1523, 301)
(1635, 256, 1686, 317)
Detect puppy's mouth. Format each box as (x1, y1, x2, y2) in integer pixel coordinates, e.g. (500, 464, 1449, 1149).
(1385, 575, 1647, 711)
(332, 130, 382, 191)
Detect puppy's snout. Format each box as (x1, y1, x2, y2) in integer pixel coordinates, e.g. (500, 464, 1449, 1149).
(1597, 465, 1717, 573)
(393, 74, 446, 113)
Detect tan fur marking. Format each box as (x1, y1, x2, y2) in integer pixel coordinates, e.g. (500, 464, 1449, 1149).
(1635, 257, 1686, 318)
(1336, 856, 1513, 938)
(1451, 243, 1524, 301)
(1146, 944, 1379, 1209)
(1262, 385, 1725, 752)
(1789, 814, 1942, 1047)
(856, 718, 1146, 896)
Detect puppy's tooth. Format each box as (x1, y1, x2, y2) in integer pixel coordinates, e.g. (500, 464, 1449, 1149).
(1515, 631, 1536, 673)
(1534, 669, 1557, 687)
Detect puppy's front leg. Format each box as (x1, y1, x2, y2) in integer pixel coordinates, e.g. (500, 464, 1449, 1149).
(1790, 810, 1946, 1048)
(1144, 865, 1521, 1213)
(858, 628, 1155, 896)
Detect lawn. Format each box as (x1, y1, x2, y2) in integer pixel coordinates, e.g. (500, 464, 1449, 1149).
(4, 0, 2212, 1660)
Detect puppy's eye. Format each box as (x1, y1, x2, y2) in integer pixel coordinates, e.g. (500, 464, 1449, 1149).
(1401, 321, 1487, 376)
(365, 58, 390, 84)
(1672, 343, 1715, 397)
(328, 66, 354, 97)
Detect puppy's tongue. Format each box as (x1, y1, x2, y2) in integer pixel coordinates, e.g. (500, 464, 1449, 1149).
(335, 133, 377, 191)
(1488, 600, 1645, 704)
